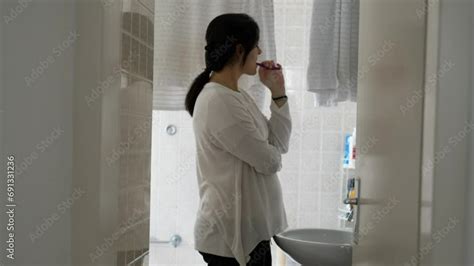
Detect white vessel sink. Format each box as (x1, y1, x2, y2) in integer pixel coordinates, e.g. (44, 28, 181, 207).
(274, 228, 353, 266)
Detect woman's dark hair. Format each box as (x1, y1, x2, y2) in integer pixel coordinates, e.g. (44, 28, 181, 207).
(185, 13, 260, 117)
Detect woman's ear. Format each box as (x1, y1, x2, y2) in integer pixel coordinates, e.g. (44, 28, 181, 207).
(236, 44, 244, 56)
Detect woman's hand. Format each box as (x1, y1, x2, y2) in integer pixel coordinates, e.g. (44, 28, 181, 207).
(258, 60, 286, 97)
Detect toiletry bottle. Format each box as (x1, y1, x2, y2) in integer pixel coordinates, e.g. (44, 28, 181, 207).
(343, 133, 352, 168)
(349, 178, 356, 200)
(348, 128, 356, 169)
(352, 128, 357, 160)
(346, 178, 353, 198)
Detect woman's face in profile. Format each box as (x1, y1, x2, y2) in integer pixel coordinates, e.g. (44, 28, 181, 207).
(241, 43, 262, 76)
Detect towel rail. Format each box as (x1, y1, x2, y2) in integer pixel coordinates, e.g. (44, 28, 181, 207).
(150, 234, 182, 248)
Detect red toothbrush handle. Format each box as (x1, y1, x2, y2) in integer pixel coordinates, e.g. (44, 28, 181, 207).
(257, 62, 282, 70)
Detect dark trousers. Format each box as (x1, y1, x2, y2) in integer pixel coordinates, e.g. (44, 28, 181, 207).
(198, 239, 272, 266)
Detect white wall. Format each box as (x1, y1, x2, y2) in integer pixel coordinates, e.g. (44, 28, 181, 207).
(0, 0, 75, 264)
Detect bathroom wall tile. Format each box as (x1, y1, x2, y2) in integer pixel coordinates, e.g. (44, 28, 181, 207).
(150, 244, 177, 264)
(284, 194, 298, 228)
(122, 33, 131, 69)
(178, 174, 199, 205)
(319, 211, 340, 230)
(171, 111, 181, 122)
(176, 203, 197, 245)
(301, 110, 322, 131)
(320, 152, 342, 173)
(139, 8, 148, 42)
(146, 48, 153, 80)
(285, 47, 305, 69)
(158, 110, 174, 122)
(285, 27, 305, 47)
(288, 128, 301, 152)
(275, 33, 285, 56)
(131, 39, 140, 73)
(131, 12, 140, 37)
(302, 91, 318, 109)
(298, 211, 320, 228)
(136, 87, 144, 113)
(284, 0, 306, 7)
(287, 90, 303, 112)
(320, 193, 340, 212)
(290, 125, 303, 142)
(178, 144, 194, 162)
(146, 89, 154, 114)
(159, 125, 179, 151)
(120, 82, 130, 110)
(147, 19, 154, 46)
(127, 92, 137, 117)
(342, 112, 357, 133)
(298, 192, 319, 213)
(282, 150, 301, 172)
(176, 244, 205, 265)
(301, 151, 320, 173)
(174, 154, 196, 185)
(284, 7, 306, 27)
(280, 171, 299, 193)
(286, 211, 298, 229)
(299, 172, 319, 192)
(139, 43, 147, 76)
(283, 68, 304, 90)
(274, 5, 285, 27)
(156, 110, 168, 124)
(158, 148, 178, 182)
(283, 193, 298, 212)
(289, 108, 301, 128)
(322, 111, 343, 130)
(342, 101, 358, 114)
(179, 128, 196, 149)
(179, 110, 193, 127)
(320, 170, 343, 193)
(157, 182, 177, 209)
(321, 131, 344, 152)
(122, 12, 132, 32)
(301, 130, 321, 151)
(155, 206, 177, 238)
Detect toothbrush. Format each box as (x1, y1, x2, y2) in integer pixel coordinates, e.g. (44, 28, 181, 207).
(256, 62, 282, 70)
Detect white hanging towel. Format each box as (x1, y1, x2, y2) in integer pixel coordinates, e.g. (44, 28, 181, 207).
(306, 0, 359, 107)
(153, 0, 276, 111)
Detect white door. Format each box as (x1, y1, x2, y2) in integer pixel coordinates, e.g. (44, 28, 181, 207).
(352, 0, 427, 264)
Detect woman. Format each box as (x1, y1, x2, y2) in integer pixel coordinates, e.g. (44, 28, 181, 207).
(185, 13, 291, 266)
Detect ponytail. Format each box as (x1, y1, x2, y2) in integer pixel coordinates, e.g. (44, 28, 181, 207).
(185, 69, 212, 117)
